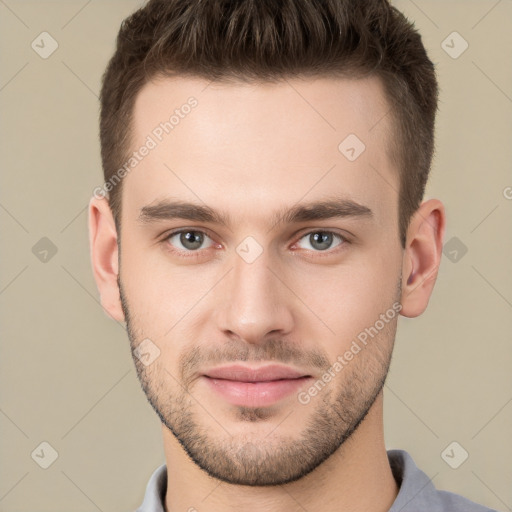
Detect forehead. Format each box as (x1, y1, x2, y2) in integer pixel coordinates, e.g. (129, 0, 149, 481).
(123, 75, 398, 228)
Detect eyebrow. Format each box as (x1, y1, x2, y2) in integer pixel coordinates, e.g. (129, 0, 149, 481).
(138, 196, 374, 229)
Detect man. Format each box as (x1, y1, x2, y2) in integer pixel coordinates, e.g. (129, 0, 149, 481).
(88, 1, 497, 511)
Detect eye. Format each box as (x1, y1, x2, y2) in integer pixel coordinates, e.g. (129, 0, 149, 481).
(164, 229, 216, 254)
(161, 228, 349, 258)
(294, 230, 347, 252)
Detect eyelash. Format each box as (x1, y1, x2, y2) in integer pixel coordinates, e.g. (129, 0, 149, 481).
(160, 228, 350, 259)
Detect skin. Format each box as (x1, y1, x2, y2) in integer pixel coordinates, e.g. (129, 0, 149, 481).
(89, 75, 445, 512)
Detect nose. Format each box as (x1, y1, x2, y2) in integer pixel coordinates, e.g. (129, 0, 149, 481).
(214, 248, 295, 345)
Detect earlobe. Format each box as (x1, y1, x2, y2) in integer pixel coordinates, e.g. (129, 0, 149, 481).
(88, 195, 125, 322)
(399, 199, 446, 318)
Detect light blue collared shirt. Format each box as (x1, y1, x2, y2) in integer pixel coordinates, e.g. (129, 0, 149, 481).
(135, 449, 497, 512)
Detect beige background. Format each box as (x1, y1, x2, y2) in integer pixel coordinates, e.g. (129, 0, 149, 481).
(1, 1, 511, 511)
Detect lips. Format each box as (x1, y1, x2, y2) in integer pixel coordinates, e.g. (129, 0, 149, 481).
(201, 364, 314, 407)
(203, 364, 310, 382)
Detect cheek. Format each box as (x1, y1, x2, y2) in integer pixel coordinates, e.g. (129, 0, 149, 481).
(120, 239, 177, 330)
(298, 250, 399, 345)
(121, 240, 223, 345)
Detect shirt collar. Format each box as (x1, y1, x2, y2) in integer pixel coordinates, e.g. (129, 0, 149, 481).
(136, 461, 167, 512)
(136, 449, 464, 512)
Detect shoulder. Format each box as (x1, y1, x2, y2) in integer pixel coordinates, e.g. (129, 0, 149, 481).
(435, 489, 498, 511)
(387, 449, 498, 512)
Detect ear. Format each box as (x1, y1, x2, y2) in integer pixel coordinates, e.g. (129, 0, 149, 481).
(88, 195, 125, 322)
(399, 198, 446, 318)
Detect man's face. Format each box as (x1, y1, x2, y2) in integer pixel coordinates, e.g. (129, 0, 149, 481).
(118, 75, 403, 485)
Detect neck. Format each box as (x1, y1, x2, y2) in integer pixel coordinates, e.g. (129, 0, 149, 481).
(162, 392, 398, 512)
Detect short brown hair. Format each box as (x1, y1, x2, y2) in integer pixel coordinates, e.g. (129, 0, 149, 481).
(99, 0, 438, 248)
